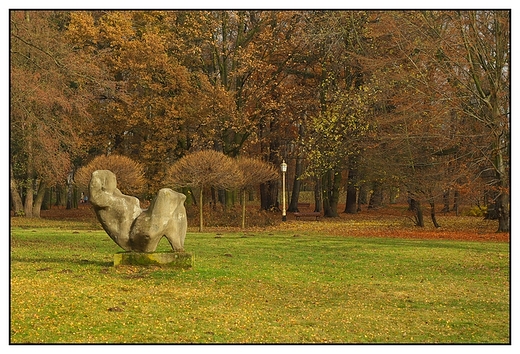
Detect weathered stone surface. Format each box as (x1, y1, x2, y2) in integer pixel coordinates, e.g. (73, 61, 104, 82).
(89, 170, 187, 253)
(114, 252, 193, 269)
(130, 188, 187, 252)
(89, 170, 141, 251)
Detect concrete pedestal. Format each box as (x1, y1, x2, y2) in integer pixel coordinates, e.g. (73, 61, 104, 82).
(114, 251, 193, 269)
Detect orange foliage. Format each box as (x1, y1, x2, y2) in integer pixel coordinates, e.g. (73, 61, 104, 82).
(10, 10, 509, 230)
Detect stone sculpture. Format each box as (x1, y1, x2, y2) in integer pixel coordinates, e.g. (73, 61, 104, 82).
(89, 170, 187, 253)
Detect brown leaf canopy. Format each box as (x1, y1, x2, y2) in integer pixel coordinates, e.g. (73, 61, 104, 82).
(236, 157, 279, 189)
(166, 150, 243, 190)
(74, 154, 145, 196)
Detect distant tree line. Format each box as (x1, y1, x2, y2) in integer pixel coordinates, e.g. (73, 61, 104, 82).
(10, 10, 509, 231)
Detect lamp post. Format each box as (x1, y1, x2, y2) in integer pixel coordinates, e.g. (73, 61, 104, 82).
(281, 160, 287, 221)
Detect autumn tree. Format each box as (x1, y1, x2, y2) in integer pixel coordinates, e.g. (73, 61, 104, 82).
(10, 11, 94, 217)
(292, 11, 374, 217)
(236, 157, 279, 228)
(166, 150, 243, 232)
(450, 11, 510, 232)
(74, 154, 146, 197)
(360, 11, 455, 225)
(363, 10, 509, 230)
(197, 11, 307, 209)
(18, 10, 508, 231)
(252, 11, 321, 211)
(65, 10, 290, 205)
(66, 11, 220, 194)
(198, 11, 267, 157)
(304, 92, 373, 217)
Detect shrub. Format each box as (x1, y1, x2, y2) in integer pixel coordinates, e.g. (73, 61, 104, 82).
(74, 154, 146, 196)
(165, 150, 243, 231)
(236, 157, 278, 228)
(463, 205, 487, 217)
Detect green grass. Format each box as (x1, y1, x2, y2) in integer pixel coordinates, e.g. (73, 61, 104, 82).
(10, 222, 509, 343)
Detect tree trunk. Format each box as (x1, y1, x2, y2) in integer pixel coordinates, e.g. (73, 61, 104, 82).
(344, 167, 357, 214)
(495, 135, 509, 232)
(24, 138, 35, 217)
(287, 156, 303, 212)
(241, 189, 246, 229)
(212, 187, 219, 210)
(66, 171, 73, 210)
(322, 173, 331, 216)
(225, 190, 235, 209)
(41, 188, 50, 210)
(357, 184, 367, 212)
(260, 180, 278, 211)
(49, 186, 54, 208)
(199, 186, 204, 232)
(389, 186, 398, 204)
(497, 191, 510, 232)
(259, 120, 280, 211)
(10, 163, 24, 215)
(442, 190, 450, 213)
(55, 186, 61, 206)
(322, 169, 341, 217)
(331, 171, 342, 216)
(368, 181, 383, 209)
(452, 190, 459, 216)
(409, 198, 424, 227)
(24, 182, 34, 218)
(484, 189, 498, 220)
(217, 187, 228, 210)
(429, 195, 440, 228)
(495, 180, 510, 232)
(73, 186, 78, 209)
(314, 177, 322, 213)
(32, 180, 48, 218)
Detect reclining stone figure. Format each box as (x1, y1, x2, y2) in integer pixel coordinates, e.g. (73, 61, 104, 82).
(88, 170, 187, 253)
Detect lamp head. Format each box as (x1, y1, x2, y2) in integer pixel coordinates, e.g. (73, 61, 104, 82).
(281, 160, 287, 172)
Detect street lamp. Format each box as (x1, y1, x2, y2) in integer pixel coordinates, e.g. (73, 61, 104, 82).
(281, 160, 287, 221)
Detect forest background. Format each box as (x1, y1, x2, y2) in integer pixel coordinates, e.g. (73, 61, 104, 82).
(9, 10, 510, 232)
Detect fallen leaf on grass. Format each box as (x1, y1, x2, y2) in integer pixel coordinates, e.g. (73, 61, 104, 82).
(107, 307, 124, 312)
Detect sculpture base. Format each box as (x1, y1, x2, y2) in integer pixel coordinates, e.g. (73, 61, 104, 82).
(114, 251, 193, 269)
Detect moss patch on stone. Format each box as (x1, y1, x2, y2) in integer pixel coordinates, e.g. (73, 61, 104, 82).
(114, 251, 193, 269)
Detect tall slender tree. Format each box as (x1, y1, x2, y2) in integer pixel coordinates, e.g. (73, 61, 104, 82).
(10, 11, 93, 217)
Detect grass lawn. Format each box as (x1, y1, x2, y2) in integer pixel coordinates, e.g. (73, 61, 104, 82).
(10, 217, 510, 343)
